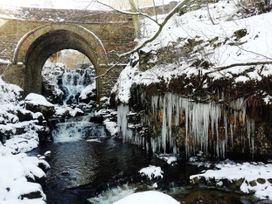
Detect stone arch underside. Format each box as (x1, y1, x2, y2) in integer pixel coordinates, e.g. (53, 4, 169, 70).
(13, 24, 108, 96)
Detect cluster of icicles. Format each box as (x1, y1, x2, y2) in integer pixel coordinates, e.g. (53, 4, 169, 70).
(117, 93, 255, 158)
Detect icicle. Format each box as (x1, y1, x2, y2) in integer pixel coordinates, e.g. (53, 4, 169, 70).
(147, 94, 254, 158)
(161, 95, 167, 153)
(151, 96, 159, 113)
(230, 124, 234, 149)
(117, 104, 132, 143)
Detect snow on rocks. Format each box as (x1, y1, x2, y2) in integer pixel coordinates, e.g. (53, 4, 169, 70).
(158, 154, 177, 165)
(0, 78, 49, 203)
(79, 83, 96, 102)
(25, 93, 55, 118)
(139, 165, 164, 180)
(113, 191, 179, 204)
(0, 144, 48, 204)
(103, 118, 118, 136)
(55, 105, 84, 118)
(0, 77, 23, 104)
(190, 161, 272, 200)
(25, 93, 54, 107)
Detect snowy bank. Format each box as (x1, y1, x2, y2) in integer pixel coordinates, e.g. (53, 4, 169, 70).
(114, 0, 272, 103)
(0, 144, 48, 204)
(0, 78, 49, 203)
(190, 161, 272, 200)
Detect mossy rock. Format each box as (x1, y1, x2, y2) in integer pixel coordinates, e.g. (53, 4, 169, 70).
(233, 29, 247, 40)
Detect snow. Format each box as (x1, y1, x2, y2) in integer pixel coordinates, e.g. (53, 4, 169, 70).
(0, 78, 22, 104)
(79, 83, 96, 100)
(114, 0, 272, 103)
(5, 131, 40, 154)
(158, 154, 177, 165)
(103, 119, 118, 136)
(0, 145, 47, 204)
(0, 78, 49, 204)
(55, 106, 84, 117)
(139, 165, 163, 180)
(25, 93, 54, 107)
(113, 191, 179, 204)
(0, 58, 11, 64)
(190, 161, 272, 200)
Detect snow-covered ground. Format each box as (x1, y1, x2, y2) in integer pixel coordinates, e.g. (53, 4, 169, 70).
(190, 161, 272, 200)
(114, 0, 272, 103)
(113, 191, 179, 204)
(0, 78, 49, 204)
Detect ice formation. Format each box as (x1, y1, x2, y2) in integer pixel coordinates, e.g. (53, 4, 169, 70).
(117, 93, 255, 158)
(150, 93, 255, 157)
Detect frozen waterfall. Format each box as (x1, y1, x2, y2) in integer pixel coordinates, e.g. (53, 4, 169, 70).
(117, 93, 255, 158)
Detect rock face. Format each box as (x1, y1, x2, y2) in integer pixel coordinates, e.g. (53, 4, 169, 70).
(25, 93, 55, 119)
(121, 85, 272, 158)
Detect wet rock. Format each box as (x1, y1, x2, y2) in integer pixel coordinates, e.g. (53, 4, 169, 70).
(17, 109, 34, 121)
(249, 180, 257, 187)
(42, 82, 64, 104)
(256, 178, 266, 184)
(21, 191, 43, 199)
(233, 28, 247, 40)
(61, 171, 70, 176)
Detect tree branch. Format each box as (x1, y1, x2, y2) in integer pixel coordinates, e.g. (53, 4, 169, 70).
(205, 60, 272, 76)
(118, 0, 193, 58)
(96, 0, 160, 25)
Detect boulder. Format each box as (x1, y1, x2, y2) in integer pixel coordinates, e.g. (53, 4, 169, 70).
(25, 93, 55, 119)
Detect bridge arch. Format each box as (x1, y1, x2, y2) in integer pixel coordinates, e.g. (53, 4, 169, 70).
(13, 24, 108, 96)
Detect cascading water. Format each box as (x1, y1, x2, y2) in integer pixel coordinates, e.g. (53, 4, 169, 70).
(117, 93, 255, 158)
(60, 68, 96, 105)
(51, 114, 107, 143)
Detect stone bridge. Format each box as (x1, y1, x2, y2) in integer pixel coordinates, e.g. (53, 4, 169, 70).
(0, 7, 136, 100)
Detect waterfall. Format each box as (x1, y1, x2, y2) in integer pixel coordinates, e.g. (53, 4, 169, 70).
(52, 114, 106, 143)
(60, 68, 96, 105)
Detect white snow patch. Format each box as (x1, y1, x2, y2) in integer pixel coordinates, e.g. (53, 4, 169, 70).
(103, 119, 118, 136)
(79, 83, 96, 100)
(113, 191, 179, 204)
(25, 93, 54, 107)
(139, 165, 164, 180)
(159, 154, 177, 165)
(0, 58, 11, 64)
